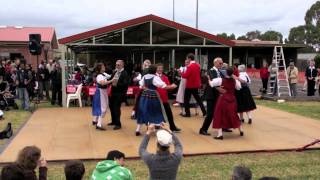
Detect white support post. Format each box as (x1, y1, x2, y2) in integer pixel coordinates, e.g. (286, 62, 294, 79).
(229, 47, 233, 66)
(61, 46, 67, 108)
(203, 38, 206, 45)
(172, 49, 175, 68)
(92, 36, 96, 44)
(153, 50, 156, 64)
(177, 30, 180, 45)
(195, 48, 198, 62)
(122, 28, 124, 45)
(150, 21, 153, 45)
(141, 52, 144, 65)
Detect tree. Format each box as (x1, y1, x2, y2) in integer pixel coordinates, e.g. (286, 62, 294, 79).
(246, 30, 261, 40)
(314, 54, 320, 68)
(237, 35, 248, 40)
(288, 25, 306, 44)
(216, 33, 236, 40)
(260, 30, 283, 43)
(304, 1, 320, 47)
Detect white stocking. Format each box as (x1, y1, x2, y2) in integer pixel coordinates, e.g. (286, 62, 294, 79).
(246, 111, 252, 119)
(92, 116, 98, 123)
(136, 124, 141, 132)
(217, 129, 223, 137)
(97, 116, 103, 127)
(239, 113, 244, 120)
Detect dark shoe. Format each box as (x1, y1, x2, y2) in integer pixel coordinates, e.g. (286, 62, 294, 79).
(214, 136, 223, 140)
(135, 131, 141, 136)
(171, 128, 181, 133)
(248, 119, 252, 124)
(180, 114, 191, 117)
(199, 130, 211, 136)
(113, 126, 121, 130)
(202, 112, 207, 117)
(223, 129, 232, 132)
(92, 121, 97, 125)
(240, 131, 244, 136)
(241, 119, 245, 123)
(5, 129, 13, 138)
(96, 126, 106, 131)
(107, 122, 115, 126)
(131, 115, 135, 119)
(4, 123, 12, 132)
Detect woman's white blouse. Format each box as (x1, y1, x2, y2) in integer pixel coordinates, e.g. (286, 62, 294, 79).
(239, 72, 251, 84)
(139, 74, 167, 88)
(209, 78, 241, 90)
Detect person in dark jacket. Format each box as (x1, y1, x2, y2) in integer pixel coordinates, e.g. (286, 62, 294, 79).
(51, 63, 62, 106)
(108, 60, 129, 130)
(305, 60, 317, 96)
(15, 146, 47, 180)
(37, 63, 50, 100)
(1, 163, 26, 180)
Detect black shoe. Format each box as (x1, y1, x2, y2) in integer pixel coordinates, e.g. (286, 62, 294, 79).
(135, 131, 141, 136)
(96, 126, 106, 131)
(241, 119, 245, 123)
(240, 131, 244, 136)
(223, 129, 232, 132)
(107, 122, 115, 126)
(248, 119, 252, 124)
(180, 114, 191, 117)
(171, 128, 181, 133)
(214, 136, 223, 140)
(113, 126, 121, 130)
(4, 123, 11, 133)
(131, 115, 136, 119)
(199, 130, 211, 136)
(5, 128, 13, 138)
(92, 121, 97, 125)
(202, 112, 207, 117)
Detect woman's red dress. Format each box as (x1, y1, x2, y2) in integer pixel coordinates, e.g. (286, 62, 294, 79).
(212, 78, 240, 129)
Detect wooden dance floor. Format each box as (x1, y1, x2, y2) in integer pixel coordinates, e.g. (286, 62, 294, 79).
(0, 105, 320, 163)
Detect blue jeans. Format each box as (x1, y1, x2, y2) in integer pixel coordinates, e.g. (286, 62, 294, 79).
(17, 88, 30, 110)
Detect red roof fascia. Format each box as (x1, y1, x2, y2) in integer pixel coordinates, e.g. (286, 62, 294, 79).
(58, 14, 235, 47)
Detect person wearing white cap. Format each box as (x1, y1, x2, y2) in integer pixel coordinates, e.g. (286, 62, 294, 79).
(139, 124, 183, 180)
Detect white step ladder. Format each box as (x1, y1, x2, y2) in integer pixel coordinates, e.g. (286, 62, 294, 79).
(269, 46, 291, 97)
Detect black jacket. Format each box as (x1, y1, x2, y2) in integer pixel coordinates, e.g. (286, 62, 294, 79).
(204, 68, 224, 100)
(111, 70, 129, 95)
(305, 67, 318, 80)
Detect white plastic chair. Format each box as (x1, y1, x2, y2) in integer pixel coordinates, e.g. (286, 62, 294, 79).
(67, 84, 83, 108)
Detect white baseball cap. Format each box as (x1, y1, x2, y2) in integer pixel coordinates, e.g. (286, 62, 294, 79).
(156, 130, 173, 147)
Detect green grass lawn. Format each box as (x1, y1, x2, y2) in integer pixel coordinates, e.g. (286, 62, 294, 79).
(0, 100, 320, 179)
(46, 150, 320, 180)
(256, 99, 320, 121)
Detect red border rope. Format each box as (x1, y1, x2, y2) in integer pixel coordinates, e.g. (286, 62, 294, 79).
(296, 139, 320, 152)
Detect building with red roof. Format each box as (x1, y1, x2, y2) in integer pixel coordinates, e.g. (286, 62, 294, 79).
(0, 26, 58, 67)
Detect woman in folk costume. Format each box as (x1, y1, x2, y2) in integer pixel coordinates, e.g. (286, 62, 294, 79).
(176, 59, 196, 115)
(209, 67, 244, 140)
(92, 63, 112, 130)
(131, 59, 151, 119)
(236, 64, 257, 124)
(135, 65, 176, 136)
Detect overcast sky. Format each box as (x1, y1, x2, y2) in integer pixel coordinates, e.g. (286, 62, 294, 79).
(1, 0, 317, 39)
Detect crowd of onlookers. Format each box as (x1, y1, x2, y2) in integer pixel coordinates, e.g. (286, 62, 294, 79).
(0, 124, 280, 180)
(0, 57, 63, 112)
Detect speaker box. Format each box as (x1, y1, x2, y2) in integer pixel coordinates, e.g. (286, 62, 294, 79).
(29, 34, 42, 55)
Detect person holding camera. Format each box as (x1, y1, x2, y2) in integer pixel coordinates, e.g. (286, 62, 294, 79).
(139, 124, 183, 180)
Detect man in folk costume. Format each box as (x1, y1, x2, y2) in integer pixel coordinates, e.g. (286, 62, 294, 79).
(199, 57, 229, 136)
(156, 63, 181, 132)
(180, 53, 206, 117)
(108, 60, 129, 130)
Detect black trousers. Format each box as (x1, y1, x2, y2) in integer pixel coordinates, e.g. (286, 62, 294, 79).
(184, 88, 206, 116)
(262, 78, 268, 92)
(109, 93, 123, 127)
(51, 86, 62, 105)
(163, 102, 178, 130)
(200, 99, 216, 132)
(307, 80, 315, 96)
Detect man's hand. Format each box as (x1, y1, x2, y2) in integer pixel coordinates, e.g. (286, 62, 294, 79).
(216, 87, 226, 94)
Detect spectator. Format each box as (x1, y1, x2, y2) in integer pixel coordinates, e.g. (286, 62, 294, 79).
(317, 67, 320, 96)
(46, 59, 55, 74)
(16, 63, 30, 110)
(51, 63, 62, 106)
(232, 165, 252, 180)
(287, 61, 298, 97)
(305, 60, 317, 96)
(65, 160, 85, 180)
(1, 163, 25, 180)
(260, 62, 269, 94)
(91, 150, 133, 180)
(16, 146, 47, 180)
(139, 124, 183, 180)
(37, 63, 50, 100)
(26, 64, 36, 101)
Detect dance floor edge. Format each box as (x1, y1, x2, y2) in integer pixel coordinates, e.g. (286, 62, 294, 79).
(0, 105, 319, 163)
